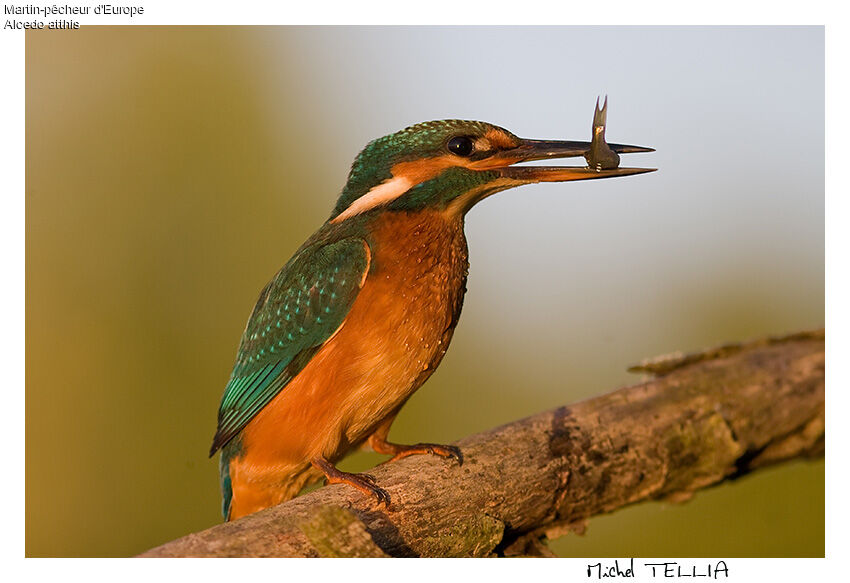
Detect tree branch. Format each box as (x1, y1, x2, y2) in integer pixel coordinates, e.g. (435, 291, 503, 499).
(140, 330, 824, 557)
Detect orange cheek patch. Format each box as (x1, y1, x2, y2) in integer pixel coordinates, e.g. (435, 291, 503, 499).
(392, 147, 522, 179)
(469, 155, 523, 170)
(391, 155, 465, 183)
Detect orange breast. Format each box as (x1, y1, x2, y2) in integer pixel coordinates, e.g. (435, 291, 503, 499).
(231, 210, 469, 489)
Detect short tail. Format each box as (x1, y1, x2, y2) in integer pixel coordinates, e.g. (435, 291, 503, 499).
(218, 445, 235, 520)
(217, 439, 320, 521)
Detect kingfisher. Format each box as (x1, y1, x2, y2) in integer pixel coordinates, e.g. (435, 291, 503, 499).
(210, 102, 654, 521)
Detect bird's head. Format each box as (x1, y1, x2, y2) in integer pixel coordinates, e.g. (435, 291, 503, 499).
(330, 119, 653, 223)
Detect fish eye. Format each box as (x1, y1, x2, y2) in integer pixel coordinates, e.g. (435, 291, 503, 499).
(447, 136, 474, 157)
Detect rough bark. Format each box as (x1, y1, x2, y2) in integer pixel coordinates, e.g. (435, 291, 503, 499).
(140, 330, 824, 558)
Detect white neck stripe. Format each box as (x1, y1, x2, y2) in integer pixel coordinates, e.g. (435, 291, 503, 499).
(331, 175, 413, 223)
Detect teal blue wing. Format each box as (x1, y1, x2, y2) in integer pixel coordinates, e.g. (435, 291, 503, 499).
(209, 237, 371, 455)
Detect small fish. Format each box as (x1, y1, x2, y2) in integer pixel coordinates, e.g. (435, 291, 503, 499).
(584, 96, 621, 171)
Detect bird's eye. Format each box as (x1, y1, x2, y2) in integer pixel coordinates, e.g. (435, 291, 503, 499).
(447, 136, 474, 157)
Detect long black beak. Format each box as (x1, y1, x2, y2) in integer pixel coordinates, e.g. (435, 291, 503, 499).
(494, 138, 655, 183)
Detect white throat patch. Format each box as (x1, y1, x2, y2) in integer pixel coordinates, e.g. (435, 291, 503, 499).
(331, 175, 414, 223)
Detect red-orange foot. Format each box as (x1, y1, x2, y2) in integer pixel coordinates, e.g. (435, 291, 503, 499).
(389, 442, 463, 464)
(368, 436, 463, 465)
(311, 456, 391, 507)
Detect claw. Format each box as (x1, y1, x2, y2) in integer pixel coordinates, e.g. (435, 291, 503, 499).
(332, 471, 390, 507)
(431, 444, 463, 466)
(373, 485, 392, 507)
(311, 457, 391, 508)
(345, 472, 390, 506)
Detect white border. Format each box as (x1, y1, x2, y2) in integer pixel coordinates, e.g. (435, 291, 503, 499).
(4, 2, 844, 581)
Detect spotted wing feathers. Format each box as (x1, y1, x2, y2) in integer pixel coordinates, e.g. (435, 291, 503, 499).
(210, 238, 371, 455)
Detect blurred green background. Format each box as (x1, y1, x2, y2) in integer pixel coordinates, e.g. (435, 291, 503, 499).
(26, 26, 823, 557)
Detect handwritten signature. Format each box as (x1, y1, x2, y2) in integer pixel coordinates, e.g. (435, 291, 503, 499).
(587, 559, 729, 579)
